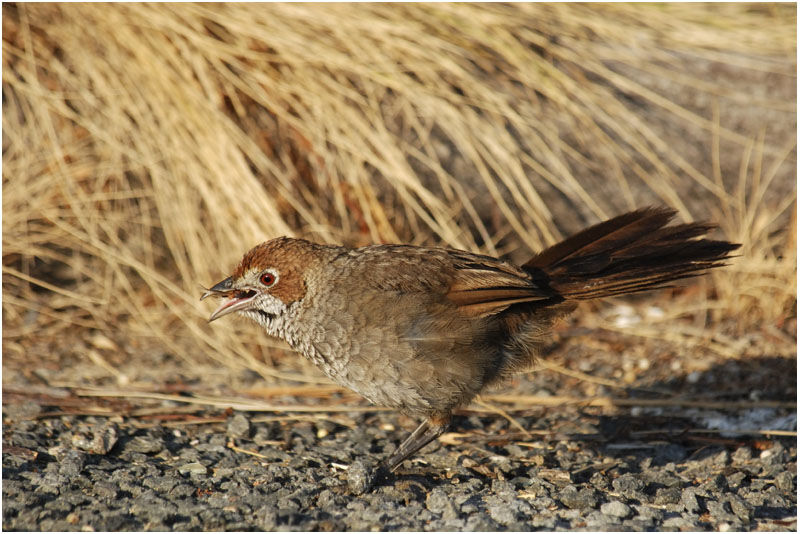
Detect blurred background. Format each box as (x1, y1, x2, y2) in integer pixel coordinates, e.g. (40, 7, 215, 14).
(2, 3, 796, 389)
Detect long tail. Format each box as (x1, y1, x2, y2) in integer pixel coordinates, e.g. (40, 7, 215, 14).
(523, 207, 739, 300)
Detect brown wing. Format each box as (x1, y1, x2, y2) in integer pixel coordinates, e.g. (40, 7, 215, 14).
(444, 250, 553, 317)
(345, 244, 552, 317)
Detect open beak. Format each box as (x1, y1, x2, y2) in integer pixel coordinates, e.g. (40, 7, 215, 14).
(201, 277, 258, 322)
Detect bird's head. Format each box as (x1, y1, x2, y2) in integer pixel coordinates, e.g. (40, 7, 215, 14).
(201, 237, 328, 328)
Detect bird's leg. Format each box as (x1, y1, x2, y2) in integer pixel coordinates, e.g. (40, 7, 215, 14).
(381, 415, 451, 473)
(347, 416, 452, 494)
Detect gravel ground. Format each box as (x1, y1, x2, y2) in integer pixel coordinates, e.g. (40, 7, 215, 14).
(2, 404, 796, 531)
(3, 322, 796, 531)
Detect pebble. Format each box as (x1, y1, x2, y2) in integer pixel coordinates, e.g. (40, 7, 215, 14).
(662, 516, 695, 529)
(728, 495, 753, 521)
(226, 414, 251, 439)
(711, 449, 730, 466)
(726, 471, 748, 489)
(2, 408, 796, 531)
(600, 500, 632, 518)
(703, 473, 728, 492)
(487, 501, 518, 526)
(612, 473, 645, 498)
(558, 485, 598, 509)
(589, 471, 610, 490)
(126, 435, 164, 454)
(93, 423, 119, 454)
(58, 450, 86, 477)
(732, 446, 752, 464)
(761, 444, 786, 464)
(178, 462, 208, 476)
(654, 486, 682, 505)
(681, 487, 701, 514)
(346, 459, 372, 495)
(706, 499, 735, 520)
(633, 504, 663, 524)
(774, 470, 794, 492)
(426, 488, 459, 520)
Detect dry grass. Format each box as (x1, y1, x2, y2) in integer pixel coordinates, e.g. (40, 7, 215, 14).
(2, 3, 796, 384)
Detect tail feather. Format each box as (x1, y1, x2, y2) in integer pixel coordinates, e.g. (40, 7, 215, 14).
(525, 207, 674, 270)
(524, 207, 739, 301)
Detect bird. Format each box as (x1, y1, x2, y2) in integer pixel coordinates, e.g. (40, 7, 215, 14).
(201, 206, 738, 488)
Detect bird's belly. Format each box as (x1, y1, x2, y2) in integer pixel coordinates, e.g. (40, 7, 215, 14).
(298, 335, 436, 413)
(296, 331, 490, 416)
(291, 291, 493, 415)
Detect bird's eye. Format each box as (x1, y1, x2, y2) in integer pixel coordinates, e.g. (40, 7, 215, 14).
(260, 272, 276, 287)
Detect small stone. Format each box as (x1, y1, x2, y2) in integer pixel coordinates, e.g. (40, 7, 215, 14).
(529, 515, 556, 529)
(589, 471, 610, 490)
(559, 485, 598, 510)
(711, 449, 730, 466)
(277, 496, 299, 511)
(600, 500, 632, 518)
(612, 473, 645, 498)
(585, 510, 613, 528)
(227, 414, 251, 439)
(663, 516, 693, 529)
(426, 488, 458, 520)
(346, 460, 372, 495)
(653, 444, 687, 464)
(213, 467, 235, 479)
(465, 515, 500, 531)
(760, 444, 786, 464)
(317, 489, 338, 508)
(258, 507, 277, 530)
(94, 480, 119, 499)
(681, 488, 701, 514)
(706, 499, 735, 521)
(143, 476, 178, 493)
(654, 486, 682, 505)
(178, 462, 207, 476)
(91, 423, 119, 454)
(703, 473, 728, 492)
(774, 471, 794, 492)
(726, 471, 748, 489)
(488, 501, 518, 526)
(126, 436, 163, 454)
(58, 450, 86, 477)
(70, 431, 95, 452)
(646, 470, 683, 488)
(490, 478, 515, 495)
(732, 446, 752, 464)
(728, 495, 753, 521)
(633, 504, 664, 524)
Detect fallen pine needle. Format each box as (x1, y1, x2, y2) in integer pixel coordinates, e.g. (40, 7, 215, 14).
(632, 428, 797, 437)
(134, 417, 227, 429)
(72, 387, 388, 413)
(243, 385, 347, 398)
(227, 442, 278, 459)
(535, 359, 627, 390)
(17, 385, 795, 421)
(474, 397, 532, 438)
(482, 394, 795, 410)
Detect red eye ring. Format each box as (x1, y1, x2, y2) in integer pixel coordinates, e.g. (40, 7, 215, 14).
(260, 272, 276, 287)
